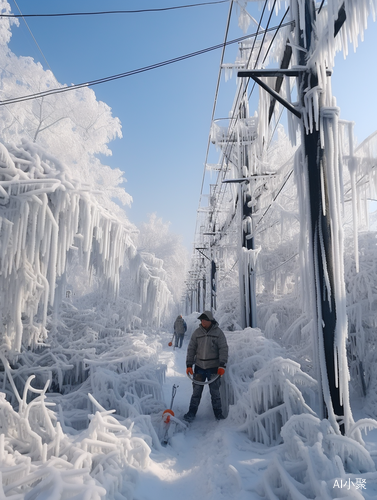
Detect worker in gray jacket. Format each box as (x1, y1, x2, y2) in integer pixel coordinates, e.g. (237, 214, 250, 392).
(184, 310, 228, 422)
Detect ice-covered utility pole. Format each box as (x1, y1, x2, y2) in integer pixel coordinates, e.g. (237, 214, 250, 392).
(238, 91, 257, 329)
(239, 0, 351, 433)
(295, 0, 343, 428)
(294, 0, 351, 433)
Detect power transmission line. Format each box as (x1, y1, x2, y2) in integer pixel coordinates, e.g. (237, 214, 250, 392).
(211, 5, 291, 236)
(195, 0, 234, 244)
(0, 21, 293, 107)
(1, 1, 230, 18)
(207, 0, 271, 231)
(11, 0, 54, 74)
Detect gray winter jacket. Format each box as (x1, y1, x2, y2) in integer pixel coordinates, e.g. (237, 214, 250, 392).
(186, 321, 228, 370)
(174, 316, 187, 335)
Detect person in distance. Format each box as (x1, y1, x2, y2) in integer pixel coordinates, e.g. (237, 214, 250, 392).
(173, 314, 187, 348)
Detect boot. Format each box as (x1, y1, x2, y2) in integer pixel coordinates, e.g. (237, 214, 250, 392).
(214, 409, 225, 420)
(183, 410, 196, 422)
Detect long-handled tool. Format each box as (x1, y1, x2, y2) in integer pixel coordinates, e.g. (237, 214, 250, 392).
(162, 384, 179, 445)
(162, 384, 178, 423)
(186, 372, 220, 386)
(168, 334, 175, 347)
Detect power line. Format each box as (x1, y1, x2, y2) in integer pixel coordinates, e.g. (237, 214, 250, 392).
(256, 252, 298, 277)
(208, 0, 270, 231)
(211, 4, 291, 237)
(11, 0, 54, 74)
(196, 0, 234, 235)
(0, 21, 293, 107)
(1, 1, 230, 18)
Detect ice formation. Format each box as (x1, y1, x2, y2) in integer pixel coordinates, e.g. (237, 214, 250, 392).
(0, 298, 168, 498)
(262, 414, 377, 500)
(0, 139, 174, 354)
(223, 329, 317, 445)
(0, 370, 152, 499)
(0, 140, 136, 355)
(194, 0, 377, 435)
(0, 0, 375, 498)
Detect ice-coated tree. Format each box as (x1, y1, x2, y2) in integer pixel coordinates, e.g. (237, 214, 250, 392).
(137, 213, 189, 311)
(0, 1, 140, 353)
(0, 0, 130, 218)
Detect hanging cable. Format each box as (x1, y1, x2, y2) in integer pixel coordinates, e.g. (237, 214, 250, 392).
(211, 4, 291, 238)
(256, 252, 298, 277)
(195, 0, 234, 241)
(208, 1, 269, 234)
(0, 21, 293, 107)
(5, 0, 59, 141)
(1, 1, 230, 18)
(11, 0, 54, 73)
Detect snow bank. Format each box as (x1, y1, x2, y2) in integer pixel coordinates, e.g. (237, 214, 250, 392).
(0, 300, 167, 499)
(261, 414, 377, 500)
(0, 377, 150, 499)
(223, 328, 317, 446)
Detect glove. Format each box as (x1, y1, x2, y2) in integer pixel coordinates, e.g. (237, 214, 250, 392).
(186, 367, 193, 376)
(217, 367, 225, 377)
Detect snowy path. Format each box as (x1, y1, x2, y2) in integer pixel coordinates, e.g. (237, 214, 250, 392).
(133, 333, 273, 500)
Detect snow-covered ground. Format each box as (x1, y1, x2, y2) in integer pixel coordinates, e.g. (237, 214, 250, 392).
(133, 329, 377, 500)
(135, 337, 274, 500)
(1, 318, 377, 499)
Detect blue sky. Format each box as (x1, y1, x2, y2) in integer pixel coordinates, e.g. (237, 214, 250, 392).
(7, 1, 377, 249)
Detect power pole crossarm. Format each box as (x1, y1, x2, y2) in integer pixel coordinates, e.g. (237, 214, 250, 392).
(238, 72, 302, 119)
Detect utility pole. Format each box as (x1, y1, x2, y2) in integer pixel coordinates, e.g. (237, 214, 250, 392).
(238, 0, 350, 432)
(238, 92, 257, 328)
(295, 0, 345, 430)
(196, 246, 211, 312)
(211, 259, 217, 312)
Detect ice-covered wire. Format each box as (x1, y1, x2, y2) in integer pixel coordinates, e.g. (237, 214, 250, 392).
(3, 1, 230, 17)
(202, 1, 269, 242)
(197, 0, 234, 215)
(209, 2, 290, 235)
(256, 252, 299, 277)
(0, 21, 293, 107)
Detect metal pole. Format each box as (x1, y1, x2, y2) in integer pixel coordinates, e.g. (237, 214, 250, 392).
(296, 0, 344, 429)
(239, 93, 257, 328)
(211, 259, 217, 312)
(202, 275, 206, 311)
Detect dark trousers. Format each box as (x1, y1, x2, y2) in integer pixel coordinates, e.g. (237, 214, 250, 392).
(189, 366, 222, 414)
(175, 334, 184, 348)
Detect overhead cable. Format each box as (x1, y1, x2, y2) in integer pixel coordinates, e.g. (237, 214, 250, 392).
(196, 0, 234, 229)
(0, 21, 293, 107)
(212, 4, 291, 237)
(1, 1, 229, 18)
(209, 0, 269, 233)
(12, 0, 54, 74)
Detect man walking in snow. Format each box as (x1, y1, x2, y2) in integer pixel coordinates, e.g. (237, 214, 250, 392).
(173, 314, 187, 348)
(184, 310, 228, 422)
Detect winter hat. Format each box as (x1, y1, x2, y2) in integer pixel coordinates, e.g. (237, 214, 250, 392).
(198, 310, 215, 322)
